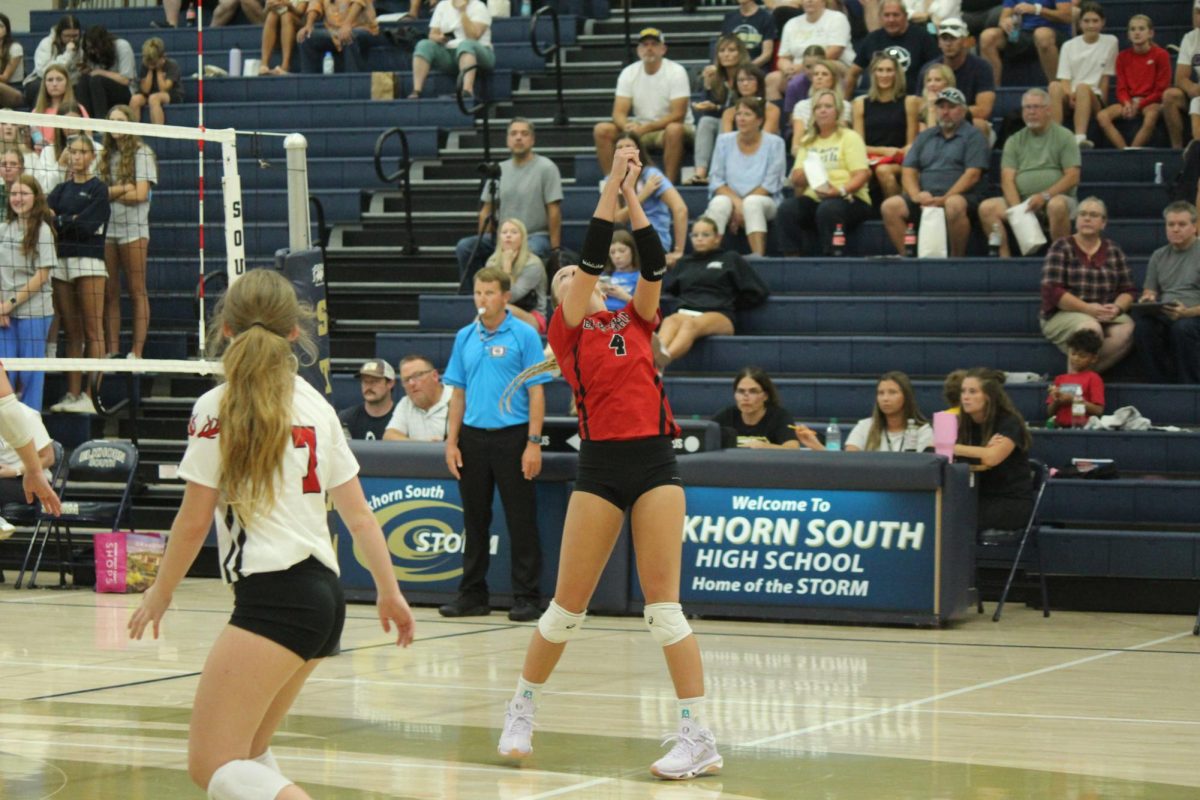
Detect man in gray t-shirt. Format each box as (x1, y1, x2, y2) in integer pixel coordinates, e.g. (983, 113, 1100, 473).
(456, 118, 563, 289)
(1134, 201, 1200, 383)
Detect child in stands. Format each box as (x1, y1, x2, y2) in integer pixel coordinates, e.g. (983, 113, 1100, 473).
(1095, 14, 1171, 150)
(1046, 328, 1105, 426)
(1049, 1, 1118, 149)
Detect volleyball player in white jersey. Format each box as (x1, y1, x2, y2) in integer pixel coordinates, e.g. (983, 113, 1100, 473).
(129, 269, 415, 800)
(0, 363, 60, 516)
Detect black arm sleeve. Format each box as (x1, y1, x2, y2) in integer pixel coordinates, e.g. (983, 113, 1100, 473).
(633, 225, 666, 281)
(579, 216, 614, 275)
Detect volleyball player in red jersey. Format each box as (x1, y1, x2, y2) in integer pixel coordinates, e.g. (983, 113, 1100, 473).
(496, 144, 722, 781)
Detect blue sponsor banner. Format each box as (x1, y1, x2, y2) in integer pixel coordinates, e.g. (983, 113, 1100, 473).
(682, 486, 937, 612)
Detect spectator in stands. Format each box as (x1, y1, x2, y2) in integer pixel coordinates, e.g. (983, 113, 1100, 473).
(657, 216, 769, 368)
(484, 218, 548, 333)
(21, 15, 82, 111)
(129, 38, 182, 124)
(979, 0, 1072, 87)
(711, 366, 800, 449)
(74, 26, 136, 120)
(600, 229, 640, 311)
(722, 0, 778, 71)
(907, 0, 962, 31)
(954, 367, 1033, 536)
(918, 62, 956, 130)
(1095, 15, 1173, 151)
(410, 0, 493, 99)
(101, 106, 157, 360)
(765, 0, 805, 33)
(880, 87, 988, 257)
(799, 371, 932, 451)
(853, 51, 921, 200)
(33, 66, 89, 152)
(384, 354, 451, 441)
(32, 105, 93, 194)
(721, 65, 782, 137)
(1039, 196, 1135, 372)
(1163, 3, 1200, 149)
(1048, 2, 1117, 149)
(704, 97, 787, 257)
(1133, 201, 1200, 383)
(779, 89, 872, 256)
(612, 132, 687, 265)
(297, 0, 380, 74)
(960, 0, 1002, 38)
(942, 367, 966, 413)
(399, 0, 436, 21)
(1046, 328, 1104, 425)
(919, 18, 996, 141)
(338, 358, 396, 439)
(0, 14, 24, 110)
(790, 60, 851, 149)
(0, 175, 56, 411)
(769, 0, 856, 100)
(260, 0, 309, 74)
(214, 0, 267, 27)
(47, 134, 109, 415)
(593, 28, 693, 185)
(689, 35, 750, 187)
(782, 44, 829, 119)
(456, 118, 562, 288)
(846, 0, 938, 97)
(977, 88, 1080, 258)
(0, 151, 22, 212)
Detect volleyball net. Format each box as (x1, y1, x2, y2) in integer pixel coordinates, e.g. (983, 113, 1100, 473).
(0, 108, 316, 411)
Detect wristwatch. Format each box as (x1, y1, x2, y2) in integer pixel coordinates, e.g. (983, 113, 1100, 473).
(527, 434, 543, 445)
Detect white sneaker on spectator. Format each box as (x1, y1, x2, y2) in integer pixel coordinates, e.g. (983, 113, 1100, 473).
(57, 394, 97, 414)
(498, 697, 536, 759)
(49, 393, 78, 413)
(650, 722, 722, 780)
(0, 516, 15, 540)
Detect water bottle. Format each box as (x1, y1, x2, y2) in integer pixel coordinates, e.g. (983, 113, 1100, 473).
(520, 0, 531, 15)
(1154, 162, 1164, 185)
(1070, 390, 1087, 428)
(1008, 11, 1021, 42)
(185, 2, 196, 26)
(825, 418, 842, 451)
(831, 223, 845, 257)
(229, 47, 242, 77)
(322, 51, 335, 75)
(903, 223, 917, 257)
(902, 418, 919, 452)
(31, 128, 44, 151)
(988, 222, 1002, 257)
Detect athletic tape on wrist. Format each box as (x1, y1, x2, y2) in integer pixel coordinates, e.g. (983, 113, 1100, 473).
(0, 394, 32, 450)
(634, 225, 666, 282)
(579, 217, 614, 275)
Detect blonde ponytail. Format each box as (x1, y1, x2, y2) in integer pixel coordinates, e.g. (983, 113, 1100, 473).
(207, 270, 316, 524)
(500, 355, 560, 413)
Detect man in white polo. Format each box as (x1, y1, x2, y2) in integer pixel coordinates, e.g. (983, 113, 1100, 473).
(384, 354, 453, 441)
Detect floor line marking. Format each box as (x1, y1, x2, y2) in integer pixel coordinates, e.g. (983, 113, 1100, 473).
(743, 630, 1192, 747)
(522, 776, 616, 799)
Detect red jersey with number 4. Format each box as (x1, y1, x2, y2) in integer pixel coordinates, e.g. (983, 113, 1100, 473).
(549, 302, 679, 441)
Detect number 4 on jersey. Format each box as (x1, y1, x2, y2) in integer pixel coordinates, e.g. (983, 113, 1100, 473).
(609, 333, 627, 357)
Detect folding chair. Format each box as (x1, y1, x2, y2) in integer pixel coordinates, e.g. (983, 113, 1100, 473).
(1, 441, 65, 586)
(978, 459, 1050, 622)
(15, 440, 138, 590)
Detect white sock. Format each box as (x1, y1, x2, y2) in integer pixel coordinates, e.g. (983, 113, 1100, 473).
(1074, 133, 1086, 142)
(677, 696, 706, 728)
(252, 748, 281, 773)
(514, 676, 543, 707)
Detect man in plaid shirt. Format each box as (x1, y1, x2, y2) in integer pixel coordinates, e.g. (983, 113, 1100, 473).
(1039, 196, 1136, 372)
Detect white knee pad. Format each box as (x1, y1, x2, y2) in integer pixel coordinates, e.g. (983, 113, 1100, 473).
(537, 600, 586, 644)
(251, 748, 280, 774)
(0, 393, 32, 450)
(644, 602, 692, 647)
(207, 759, 292, 800)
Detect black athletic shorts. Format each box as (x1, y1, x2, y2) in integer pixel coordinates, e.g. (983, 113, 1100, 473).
(574, 435, 682, 510)
(230, 555, 346, 660)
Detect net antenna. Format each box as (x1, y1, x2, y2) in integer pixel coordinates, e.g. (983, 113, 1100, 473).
(0, 109, 244, 376)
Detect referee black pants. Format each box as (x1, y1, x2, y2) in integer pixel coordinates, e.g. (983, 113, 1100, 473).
(456, 424, 541, 604)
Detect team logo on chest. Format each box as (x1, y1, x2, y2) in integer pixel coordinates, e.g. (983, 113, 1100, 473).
(582, 310, 632, 333)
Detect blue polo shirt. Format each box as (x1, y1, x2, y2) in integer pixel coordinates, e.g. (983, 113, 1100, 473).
(904, 121, 989, 198)
(443, 311, 553, 428)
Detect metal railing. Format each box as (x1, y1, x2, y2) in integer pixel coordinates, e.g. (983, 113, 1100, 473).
(531, 5, 568, 126)
(372, 126, 419, 256)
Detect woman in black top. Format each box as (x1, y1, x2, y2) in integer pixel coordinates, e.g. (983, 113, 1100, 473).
(852, 52, 920, 202)
(711, 366, 798, 449)
(954, 368, 1034, 532)
(658, 216, 768, 367)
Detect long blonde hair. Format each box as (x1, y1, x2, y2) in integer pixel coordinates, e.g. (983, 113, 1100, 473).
(33, 64, 78, 114)
(207, 269, 316, 524)
(800, 88, 845, 148)
(485, 217, 534, 284)
(99, 105, 156, 187)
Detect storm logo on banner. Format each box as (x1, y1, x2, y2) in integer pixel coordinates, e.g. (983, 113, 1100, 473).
(353, 484, 472, 583)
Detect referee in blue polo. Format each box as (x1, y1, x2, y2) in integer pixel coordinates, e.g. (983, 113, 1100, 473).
(443, 266, 552, 623)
